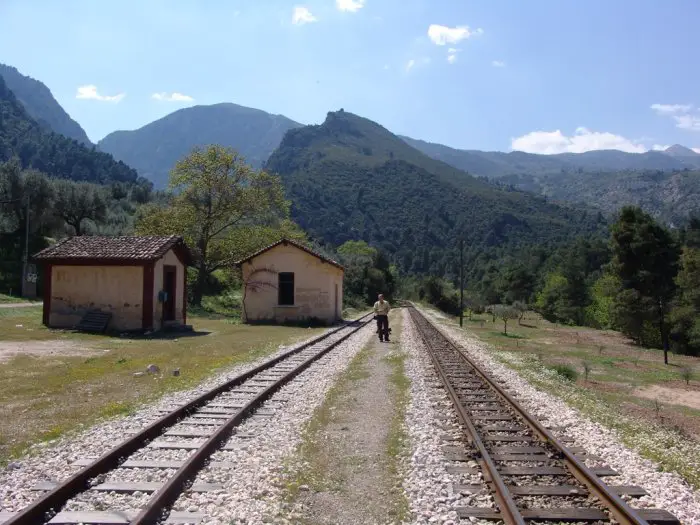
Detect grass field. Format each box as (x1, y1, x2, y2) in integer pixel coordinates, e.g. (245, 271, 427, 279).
(428, 307, 700, 487)
(0, 293, 41, 304)
(0, 306, 333, 464)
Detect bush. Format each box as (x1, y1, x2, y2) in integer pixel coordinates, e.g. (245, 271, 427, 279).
(549, 364, 578, 381)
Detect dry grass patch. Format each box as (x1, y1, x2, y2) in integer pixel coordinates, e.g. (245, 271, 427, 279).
(0, 309, 326, 463)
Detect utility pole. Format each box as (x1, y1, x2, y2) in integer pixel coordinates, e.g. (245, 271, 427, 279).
(21, 194, 30, 298)
(459, 238, 464, 327)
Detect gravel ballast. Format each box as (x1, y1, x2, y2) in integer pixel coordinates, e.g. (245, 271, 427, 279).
(0, 323, 369, 516)
(420, 306, 700, 525)
(400, 308, 494, 524)
(167, 324, 375, 524)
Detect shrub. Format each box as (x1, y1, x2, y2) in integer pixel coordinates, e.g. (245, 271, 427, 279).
(549, 364, 578, 382)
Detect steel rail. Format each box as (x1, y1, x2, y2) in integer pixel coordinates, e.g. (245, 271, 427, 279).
(131, 314, 372, 525)
(409, 305, 650, 525)
(410, 308, 525, 525)
(5, 313, 373, 525)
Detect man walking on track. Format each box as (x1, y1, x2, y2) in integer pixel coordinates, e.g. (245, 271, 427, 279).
(373, 293, 391, 342)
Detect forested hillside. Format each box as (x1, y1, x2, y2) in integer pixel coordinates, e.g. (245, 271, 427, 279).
(403, 136, 700, 222)
(98, 103, 302, 189)
(0, 75, 139, 185)
(498, 169, 700, 224)
(402, 136, 700, 177)
(0, 63, 91, 145)
(0, 73, 152, 292)
(265, 110, 606, 280)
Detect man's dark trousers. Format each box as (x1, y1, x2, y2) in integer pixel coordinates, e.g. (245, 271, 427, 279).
(376, 314, 389, 340)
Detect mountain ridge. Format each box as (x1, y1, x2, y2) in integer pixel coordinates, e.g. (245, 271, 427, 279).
(0, 63, 91, 145)
(264, 110, 605, 276)
(0, 74, 139, 185)
(98, 102, 303, 188)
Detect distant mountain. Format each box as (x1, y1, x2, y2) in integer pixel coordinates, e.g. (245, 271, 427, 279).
(265, 110, 604, 277)
(664, 144, 700, 160)
(401, 136, 698, 177)
(98, 103, 303, 188)
(401, 136, 700, 222)
(0, 63, 91, 145)
(0, 75, 138, 184)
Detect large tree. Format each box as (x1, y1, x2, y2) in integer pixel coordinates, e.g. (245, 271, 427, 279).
(53, 180, 107, 235)
(670, 218, 700, 355)
(609, 206, 680, 364)
(135, 145, 291, 305)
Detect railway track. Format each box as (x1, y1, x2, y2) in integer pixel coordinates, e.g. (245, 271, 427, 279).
(1, 313, 373, 525)
(408, 306, 680, 525)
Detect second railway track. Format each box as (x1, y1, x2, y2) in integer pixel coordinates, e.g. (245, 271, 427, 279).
(408, 306, 680, 525)
(1, 313, 373, 525)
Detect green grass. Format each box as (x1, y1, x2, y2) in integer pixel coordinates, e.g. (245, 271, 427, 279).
(282, 309, 410, 522)
(0, 293, 32, 304)
(284, 343, 373, 499)
(0, 312, 326, 464)
(382, 317, 411, 522)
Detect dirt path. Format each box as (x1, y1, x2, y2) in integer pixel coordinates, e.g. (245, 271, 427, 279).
(0, 302, 41, 309)
(291, 310, 409, 524)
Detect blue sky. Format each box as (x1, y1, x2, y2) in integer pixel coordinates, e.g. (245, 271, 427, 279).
(1, 0, 699, 154)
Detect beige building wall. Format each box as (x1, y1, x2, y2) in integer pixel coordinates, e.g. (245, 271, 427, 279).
(241, 244, 344, 324)
(49, 265, 144, 331)
(153, 249, 186, 330)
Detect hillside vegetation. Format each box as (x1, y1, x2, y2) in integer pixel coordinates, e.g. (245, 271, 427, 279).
(265, 110, 606, 280)
(0, 63, 91, 145)
(98, 103, 302, 189)
(402, 135, 700, 177)
(403, 136, 700, 223)
(0, 75, 138, 185)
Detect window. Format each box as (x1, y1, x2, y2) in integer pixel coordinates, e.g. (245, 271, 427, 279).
(278, 272, 294, 305)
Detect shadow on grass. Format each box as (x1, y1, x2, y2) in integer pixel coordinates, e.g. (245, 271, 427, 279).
(489, 331, 528, 340)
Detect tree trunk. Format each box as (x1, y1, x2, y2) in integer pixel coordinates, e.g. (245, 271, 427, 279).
(192, 261, 207, 306)
(503, 319, 508, 335)
(659, 307, 669, 365)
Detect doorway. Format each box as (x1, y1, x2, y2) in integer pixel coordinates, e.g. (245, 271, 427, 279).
(163, 266, 177, 322)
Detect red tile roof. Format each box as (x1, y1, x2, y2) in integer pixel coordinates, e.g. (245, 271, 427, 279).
(33, 235, 191, 263)
(235, 238, 344, 270)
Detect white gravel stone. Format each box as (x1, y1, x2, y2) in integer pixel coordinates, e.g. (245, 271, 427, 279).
(169, 324, 376, 524)
(0, 324, 361, 514)
(420, 306, 700, 525)
(400, 308, 495, 525)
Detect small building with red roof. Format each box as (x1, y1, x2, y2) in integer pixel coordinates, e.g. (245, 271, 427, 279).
(33, 235, 192, 332)
(235, 238, 344, 325)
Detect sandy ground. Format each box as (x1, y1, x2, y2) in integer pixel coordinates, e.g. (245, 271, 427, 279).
(0, 340, 105, 363)
(0, 303, 41, 309)
(297, 323, 403, 524)
(634, 384, 700, 411)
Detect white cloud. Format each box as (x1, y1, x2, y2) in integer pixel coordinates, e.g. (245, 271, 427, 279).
(292, 6, 316, 25)
(693, 148, 700, 154)
(405, 59, 416, 72)
(511, 127, 647, 155)
(650, 103, 693, 115)
(75, 85, 125, 103)
(674, 114, 700, 131)
(492, 60, 506, 67)
(652, 144, 670, 151)
(427, 24, 483, 46)
(447, 48, 459, 64)
(151, 92, 194, 102)
(336, 0, 365, 12)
